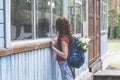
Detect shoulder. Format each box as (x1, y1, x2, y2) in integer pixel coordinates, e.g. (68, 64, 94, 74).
(60, 36, 69, 44)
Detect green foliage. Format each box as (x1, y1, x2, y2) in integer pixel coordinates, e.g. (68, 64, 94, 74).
(108, 6, 120, 38)
(108, 10, 114, 26)
(116, 26, 120, 38)
(115, 7, 120, 38)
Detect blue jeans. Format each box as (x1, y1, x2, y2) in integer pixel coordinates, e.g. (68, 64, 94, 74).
(58, 60, 74, 80)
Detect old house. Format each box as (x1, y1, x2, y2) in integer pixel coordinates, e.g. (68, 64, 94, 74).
(0, 0, 108, 80)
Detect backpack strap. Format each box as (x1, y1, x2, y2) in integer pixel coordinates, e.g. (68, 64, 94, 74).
(68, 63, 75, 79)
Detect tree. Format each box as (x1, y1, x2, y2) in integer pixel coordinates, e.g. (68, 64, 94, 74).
(115, 6, 120, 38)
(108, 0, 117, 39)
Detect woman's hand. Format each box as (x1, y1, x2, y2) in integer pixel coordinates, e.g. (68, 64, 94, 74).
(50, 40, 56, 50)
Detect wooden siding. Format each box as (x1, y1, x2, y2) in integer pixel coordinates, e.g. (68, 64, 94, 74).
(0, 41, 50, 57)
(88, 0, 101, 65)
(96, 0, 101, 60)
(88, 0, 95, 64)
(0, 47, 88, 80)
(0, 0, 5, 48)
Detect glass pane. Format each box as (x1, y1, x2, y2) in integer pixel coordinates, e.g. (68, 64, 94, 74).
(101, 4, 107, 30)
(36, 0, 51, 38)
(77, 0, 81, 2)
(11, 0, 34, 41)
(76, 3, 82, 33)
(68, 0, 74, 33)
(82, 0, 86, 21)
(52, 0, 63, 36)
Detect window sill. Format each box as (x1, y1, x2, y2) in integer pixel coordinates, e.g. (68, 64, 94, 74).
(0, 41, 50, 57)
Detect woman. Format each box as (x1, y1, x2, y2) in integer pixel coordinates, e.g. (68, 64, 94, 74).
(51, 17, 74, 80)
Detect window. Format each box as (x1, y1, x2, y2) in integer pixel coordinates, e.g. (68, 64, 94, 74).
(10, 0, 86, 43)
(76, 3, 82, 33)
(68, 0, 86, 35)
(36, 0, 51, 38)
(52, 0, 63, 35)
(82, 0, 86, 21)
(101, 2, 107, 30)
(11, 0, 34, 40)
(11, 0, 51, 41)
(68, 0, 74, 33)
(52, 0, 69, 35)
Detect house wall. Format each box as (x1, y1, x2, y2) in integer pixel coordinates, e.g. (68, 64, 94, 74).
(0, 0, 109, 79)
(0, 0, 89, 79)
(101, 34, 108, 70)
(0, 0, 5, 48)
(0, 48, 54, 80)
(101, 34, 108, 56)
(0, 47, 88, 80)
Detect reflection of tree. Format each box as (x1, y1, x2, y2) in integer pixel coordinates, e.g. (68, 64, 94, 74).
(53, 0, 63, 16)
(76, 4, 81, 33)
(82, 0, 86, 21)
(36, 0, 51, 38)
(11, 0, 31, 25)
(68, 0, 74, 31)
(37, 0, 50, 15)
(11, 0, 32, 38)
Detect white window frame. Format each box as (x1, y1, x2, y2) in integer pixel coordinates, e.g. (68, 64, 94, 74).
(5, 0, 86, 48)
(101, 1, 108, 33)
(74, 0, 82, 35)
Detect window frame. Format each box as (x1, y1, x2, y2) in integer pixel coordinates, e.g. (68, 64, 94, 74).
(5, 0, 86, 48)
(101, 1, 108, 33)
(75, 1, 82, 34)
(5, 0, 53, 48)
(68, 0, 83, 36)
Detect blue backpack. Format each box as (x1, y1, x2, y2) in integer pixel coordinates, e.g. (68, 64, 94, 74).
(67, 37, 85, 68)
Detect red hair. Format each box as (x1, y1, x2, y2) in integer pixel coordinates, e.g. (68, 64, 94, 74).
(56, 17, 73, 46)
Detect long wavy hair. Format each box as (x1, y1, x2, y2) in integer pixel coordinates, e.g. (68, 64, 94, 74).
(56, 17, 73, 47)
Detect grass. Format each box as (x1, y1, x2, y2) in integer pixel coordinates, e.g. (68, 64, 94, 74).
(109, 64, 120, 69)
(108, 39, 120, 53)
(108, 39, 120, 69)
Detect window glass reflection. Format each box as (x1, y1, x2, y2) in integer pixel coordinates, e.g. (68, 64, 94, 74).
(68, 0, 74, 33)
(36, 0, 51, 38)
(76, 3, 82, 33)
(11, 0, 33, 41)
(52, 0, 63, 35)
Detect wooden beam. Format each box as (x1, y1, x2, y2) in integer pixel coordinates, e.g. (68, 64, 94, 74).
(0, 41, 50, 57)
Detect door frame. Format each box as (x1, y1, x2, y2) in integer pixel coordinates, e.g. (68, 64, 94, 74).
(88, 0, 101, 67)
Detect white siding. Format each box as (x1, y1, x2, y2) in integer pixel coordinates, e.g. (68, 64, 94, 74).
(0, 24, 4, 37)
(0, 48, 53, 80)
(0, 0, 5, 48)
(0, 0, 3, 9)
(0, 47, 88, 80)
(0, 38, 4, 48)
(0, 10, 4, 23)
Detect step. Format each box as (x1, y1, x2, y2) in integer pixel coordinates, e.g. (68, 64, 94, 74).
(93, 70, 120, 80)
(79, 72, 93, 80)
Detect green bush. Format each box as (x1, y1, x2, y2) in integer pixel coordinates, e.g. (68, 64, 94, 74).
(116, 26, 120, 38)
